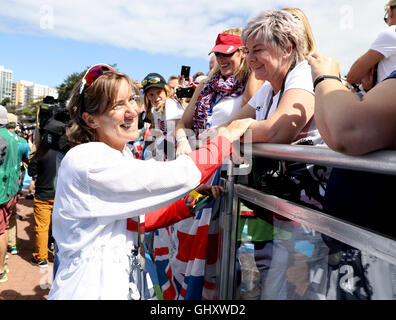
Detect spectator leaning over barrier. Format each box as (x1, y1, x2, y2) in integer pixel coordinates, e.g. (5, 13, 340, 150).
(347, 0, 396, 90)
(309, 52, 396, 299)
(0, 106, 20, 283)
(172, 27, 260, 300)
(47, 63, 253, 299)
(225, 9, 330, 207)
(176, 27, 260, 155)
(222, 9, 331, 300)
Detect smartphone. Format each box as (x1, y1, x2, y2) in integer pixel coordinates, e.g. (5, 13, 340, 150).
(176, 87, 194, 99)
(181, 65, 191, 80)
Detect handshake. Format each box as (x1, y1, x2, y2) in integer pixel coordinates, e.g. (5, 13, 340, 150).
(176, 118, 256, 161)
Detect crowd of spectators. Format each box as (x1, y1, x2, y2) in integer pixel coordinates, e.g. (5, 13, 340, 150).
(1, 1, 396, 300)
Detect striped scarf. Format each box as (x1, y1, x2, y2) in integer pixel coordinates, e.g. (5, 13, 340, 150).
(193, 73, 247, 136)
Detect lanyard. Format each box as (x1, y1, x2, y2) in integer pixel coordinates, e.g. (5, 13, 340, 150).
(263, 68, 292, 120)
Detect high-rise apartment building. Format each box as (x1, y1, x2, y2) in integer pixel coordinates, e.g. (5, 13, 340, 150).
(12, 80, 33, 106)
(0, 65, 13, 104)
(12, 80, 58, 106)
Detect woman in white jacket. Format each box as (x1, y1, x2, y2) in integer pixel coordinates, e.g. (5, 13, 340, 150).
(48, 64, 253, 300)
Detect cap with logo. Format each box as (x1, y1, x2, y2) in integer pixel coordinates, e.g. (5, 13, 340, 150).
(208, 33, 243, 55)
(142, 73, 167, 93)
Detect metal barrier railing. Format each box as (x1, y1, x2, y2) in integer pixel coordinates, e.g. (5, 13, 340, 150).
(217, 143, 396, 300)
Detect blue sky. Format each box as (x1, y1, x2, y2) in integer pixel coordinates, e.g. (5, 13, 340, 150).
(0, 0, 387, 89)
(0, 30, 210, 88)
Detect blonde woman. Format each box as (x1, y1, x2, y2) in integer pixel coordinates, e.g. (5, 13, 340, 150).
(283, 7, 317, 56)
(176, 27, 259, 156)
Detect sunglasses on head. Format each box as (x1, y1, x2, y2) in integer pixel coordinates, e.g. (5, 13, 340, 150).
(79, 64, 116, 94)
(141, 76, 162, 87)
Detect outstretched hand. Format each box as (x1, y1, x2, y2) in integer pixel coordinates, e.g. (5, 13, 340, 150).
(185, 184, 225, 204)
(218, 118, 256, 142)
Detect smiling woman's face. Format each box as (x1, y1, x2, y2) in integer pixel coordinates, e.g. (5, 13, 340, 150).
(92, 79, 140, 151)
(245, 37, 284, 83)
(215, 49, 246, 78)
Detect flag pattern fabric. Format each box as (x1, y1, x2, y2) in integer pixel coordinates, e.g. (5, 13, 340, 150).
(193, 73, 247, 136)
(152, 168, 222, 300)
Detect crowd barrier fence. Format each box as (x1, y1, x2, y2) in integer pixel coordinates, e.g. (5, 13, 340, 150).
(216, 143, 396, 300)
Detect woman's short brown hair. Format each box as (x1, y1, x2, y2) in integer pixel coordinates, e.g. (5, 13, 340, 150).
(67, 71, 140, 147)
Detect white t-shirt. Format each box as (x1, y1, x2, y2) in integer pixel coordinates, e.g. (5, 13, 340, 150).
(152, 98, 184, 134)
(248, 60, 314, 121)
(48, 142, 201, 300)
(210, 94, 243, 128)
(370, 25, 396, 82)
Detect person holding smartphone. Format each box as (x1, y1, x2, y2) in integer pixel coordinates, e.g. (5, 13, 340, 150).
(169, 27, 260, 300)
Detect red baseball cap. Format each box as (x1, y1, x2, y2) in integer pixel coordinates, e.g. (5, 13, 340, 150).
(208, 33, 243, 55)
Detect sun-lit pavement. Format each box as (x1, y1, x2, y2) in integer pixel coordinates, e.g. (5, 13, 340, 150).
(0, 190, 53, 300)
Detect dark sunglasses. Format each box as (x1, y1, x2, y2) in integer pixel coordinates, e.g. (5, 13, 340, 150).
(79, 63, 116, 94)
(214, 51, 237, 58)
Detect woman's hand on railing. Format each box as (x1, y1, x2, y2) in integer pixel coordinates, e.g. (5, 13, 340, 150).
(218, 118, 256, 142)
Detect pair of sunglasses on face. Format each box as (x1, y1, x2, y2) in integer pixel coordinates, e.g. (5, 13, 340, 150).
(214, 47, 246, 58)
(214, 51, 236, 58)
(79, 63, 142, 104)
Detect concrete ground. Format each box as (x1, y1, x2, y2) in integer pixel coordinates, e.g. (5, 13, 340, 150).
(0, 190, 53, 300)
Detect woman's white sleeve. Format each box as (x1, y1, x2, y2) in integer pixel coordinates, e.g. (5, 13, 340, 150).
(59, 144, 201, 219)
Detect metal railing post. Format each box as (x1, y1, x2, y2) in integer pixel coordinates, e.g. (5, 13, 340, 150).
(218, 163, 236, 299)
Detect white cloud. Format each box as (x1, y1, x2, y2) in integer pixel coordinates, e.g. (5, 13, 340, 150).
(0, 0, 388, 74)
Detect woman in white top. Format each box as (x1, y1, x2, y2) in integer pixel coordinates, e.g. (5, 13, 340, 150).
(347, 0, 396, 87)
(48, 64, 253, 300)
(224, 9, 330, 300)
(170, 28, 260, 299)
(142, 72, 185, 160)
(175, 27, 260, 155)
(143, 72, 185, 136)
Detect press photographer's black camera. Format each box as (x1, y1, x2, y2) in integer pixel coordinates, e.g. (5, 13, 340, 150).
(17, 123, 36, 136)
(38, 96, 70, 152)
(176, 87, 194, 99)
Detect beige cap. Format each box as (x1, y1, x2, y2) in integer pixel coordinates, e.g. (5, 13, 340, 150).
(7, 113, 18, 124)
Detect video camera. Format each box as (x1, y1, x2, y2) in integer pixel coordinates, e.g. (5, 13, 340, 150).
(38, 96, 70, 152)
(16, 122, 36, 137)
